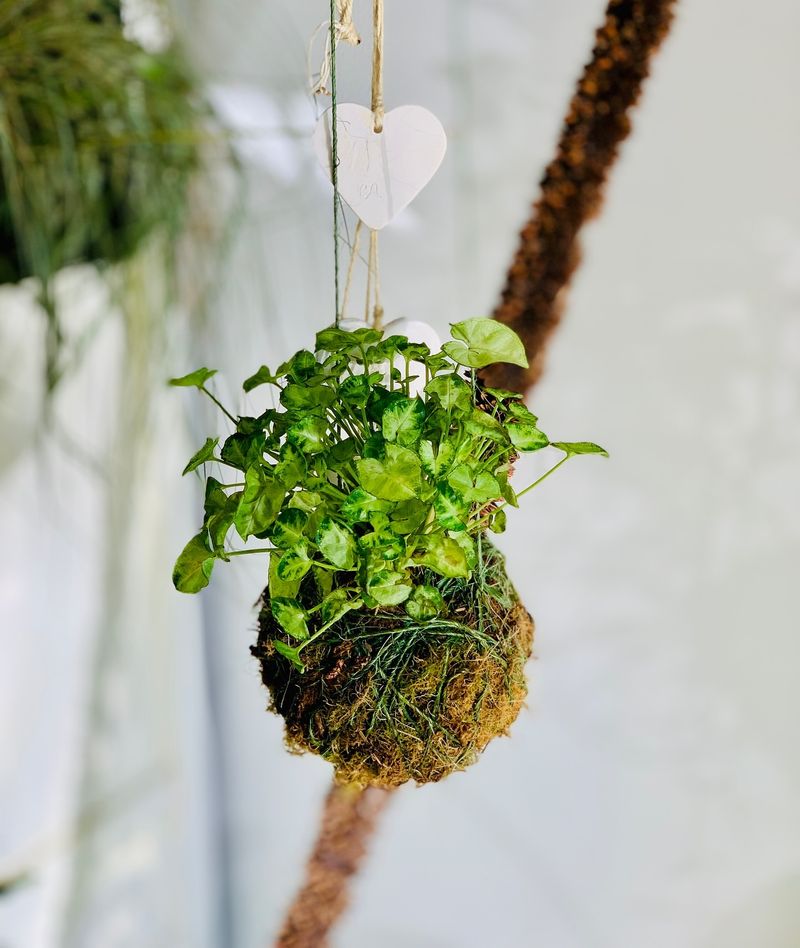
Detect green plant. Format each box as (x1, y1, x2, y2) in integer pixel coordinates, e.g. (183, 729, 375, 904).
(171, 318, 606, 670)
(0, 0, 205, 388)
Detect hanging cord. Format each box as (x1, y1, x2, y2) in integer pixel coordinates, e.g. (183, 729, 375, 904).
(366, 229, 383, 329)
(329, 0, 342, 325)
(370, 0, 384, 133)
(365, 0, 385, 328)
(340, 218, 363, 319)
(481, 0, 678, 394)
(310, 0, 361, 97)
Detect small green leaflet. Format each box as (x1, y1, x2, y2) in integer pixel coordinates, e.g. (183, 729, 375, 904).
(275, 443, 307, 489)
(182, 437, 219, 476)
(272, 640, 304, 671)
(381, 396, 425, 446)
(367, 570, 413, 606)
(449, 530, 478, 570)
(416, 534, 470, 578)
(221, 433, 263, 472)
(442, 318, 528, 369)
(389, 499, 429, 535)
(234, 467, 284, 540)
(339, 374, 372, 406)
(315, 327, 354, 352)
(280, 383, 335, 412)
(419, 439, 455, 478)
(551, 441, 609, 457)
(319, 588, 363, 630)
(270, 508, 309, 549)
(173, 533, 216, 593)
(433, 482, 470, 531)
(464, 409, 510, 444)
(508, 424, 549, 452)
(316, 518, 356, 569)
(284, 350, 318, 382)
(356, 443, 421, 501)
(358, 529, 405, 561)
(484, 387, 523, 402)
(425, 374, 472, 412)
(205, 490, 240, 551)
(341, 488, 392, 523)
(447, 464, 501, 503)
(271, 598, 309, 640)
(242, 365, 279, 392)
(276, 547, 312, 582)
(169, 367, 217, 388)
(268, 551, 300, 599)
(287, 416, 328, 454)
(405, 584, 445, 620)
(203, 478, 230, 542)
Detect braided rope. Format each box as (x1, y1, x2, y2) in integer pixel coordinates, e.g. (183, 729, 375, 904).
(481, 0, 678, 393)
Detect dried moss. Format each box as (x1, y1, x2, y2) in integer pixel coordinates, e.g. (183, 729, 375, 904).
(252, 541, 533, 788)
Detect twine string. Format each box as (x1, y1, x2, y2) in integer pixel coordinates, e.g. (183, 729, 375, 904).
(311, 0, 361, 97)
(329, 0, 341, 325)
(341, 218, 363, 319)
(370, 0, 384, 133)
(365, 0, 384, 329)
(367, 229, 383, 329)
(320, 0, 386, 329)
(364, 228, 374, 324)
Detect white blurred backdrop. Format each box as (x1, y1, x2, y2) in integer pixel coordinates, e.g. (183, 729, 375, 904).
(2, 1, 799, 946)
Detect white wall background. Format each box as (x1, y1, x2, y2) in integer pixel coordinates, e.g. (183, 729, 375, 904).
(2, 1, 799, 946)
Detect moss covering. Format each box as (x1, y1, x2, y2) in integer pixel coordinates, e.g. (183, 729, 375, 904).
(252, 541, 533, 788)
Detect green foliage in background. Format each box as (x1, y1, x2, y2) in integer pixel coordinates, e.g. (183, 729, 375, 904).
(172, 319, 607, 670)
(0, 0, 205, 386)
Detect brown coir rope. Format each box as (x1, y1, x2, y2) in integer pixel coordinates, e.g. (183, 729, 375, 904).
(274, 784, 392, 947)
(273, 2, 678, 945)
(481, 0, 677, 394)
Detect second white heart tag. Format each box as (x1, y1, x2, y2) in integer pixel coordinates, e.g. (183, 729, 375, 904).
(313, 103, 447, 230)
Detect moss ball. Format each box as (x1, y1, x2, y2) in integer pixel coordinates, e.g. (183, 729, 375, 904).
(252, 542, 534, 788)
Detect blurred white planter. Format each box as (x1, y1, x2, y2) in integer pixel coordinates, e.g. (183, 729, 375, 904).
(0, 281, 46, 472)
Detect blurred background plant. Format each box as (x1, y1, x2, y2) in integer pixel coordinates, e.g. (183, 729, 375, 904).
(0, 0, 232, 471)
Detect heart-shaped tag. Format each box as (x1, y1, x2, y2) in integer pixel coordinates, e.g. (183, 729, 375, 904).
(313, 104, 447, 230)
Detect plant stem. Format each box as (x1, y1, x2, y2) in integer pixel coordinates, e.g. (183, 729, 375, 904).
(469, 453, 571, 531)
(201, 385, 238, 425)
(515, 453, 570, 501)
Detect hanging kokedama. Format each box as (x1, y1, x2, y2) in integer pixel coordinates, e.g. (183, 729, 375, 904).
(172, 321, 606, 786)
(0, 0, 204, 387)
(171, 0, 607, 791)
(171, 2, 606, 790)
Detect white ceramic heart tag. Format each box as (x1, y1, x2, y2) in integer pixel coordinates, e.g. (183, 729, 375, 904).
(313, 104, 447, 230)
